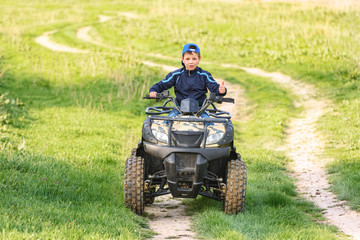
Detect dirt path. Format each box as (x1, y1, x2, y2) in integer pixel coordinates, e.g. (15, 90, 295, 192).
(35, 30, 89, 53)
(77, 14, 135, 50)
(36, 13, 135, 53)
(231, 66, 360, 240)
(145, 195, 196, 240)
(77, 26, 104, 47)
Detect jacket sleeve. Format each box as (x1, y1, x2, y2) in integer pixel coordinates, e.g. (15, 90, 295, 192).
(149, 72, 178, 93)
(204, 72, 227, 96)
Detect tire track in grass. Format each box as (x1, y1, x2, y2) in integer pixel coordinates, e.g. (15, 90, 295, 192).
(35, 30, 89, 53)
(145, 195, 196, 240)
(36, 14, 128, 53)
(77, 26, 104, 47)
(223, 66, 360, 240)
(77, 14, 130, 50)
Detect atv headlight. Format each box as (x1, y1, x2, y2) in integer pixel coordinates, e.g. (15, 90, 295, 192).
(206, 132, 225, 145)
(152, 130, 169, 144)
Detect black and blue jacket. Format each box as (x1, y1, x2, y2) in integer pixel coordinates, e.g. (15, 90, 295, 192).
(150, 66, 227, 106)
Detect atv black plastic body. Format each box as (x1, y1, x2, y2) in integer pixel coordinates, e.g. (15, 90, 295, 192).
(124, 92, 246, 215)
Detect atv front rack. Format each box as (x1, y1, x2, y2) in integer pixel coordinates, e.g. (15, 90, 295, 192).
(148, 115, 228, 123)
(146, 107, 232, 119)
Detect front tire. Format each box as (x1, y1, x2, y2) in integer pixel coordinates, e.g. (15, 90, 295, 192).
(224, 154, 247, 214)
(124, 150, 145, 215)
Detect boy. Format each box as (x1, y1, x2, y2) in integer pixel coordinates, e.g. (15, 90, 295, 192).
(149, 43, 226, 108)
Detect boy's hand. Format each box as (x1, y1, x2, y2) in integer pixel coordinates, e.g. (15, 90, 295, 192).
(150, 92, 157, 98)
(219, 81, 226, 94)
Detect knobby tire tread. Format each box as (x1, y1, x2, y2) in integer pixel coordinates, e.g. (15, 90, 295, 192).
(123, 149, 145, 215)
(224, 154, 247, 214)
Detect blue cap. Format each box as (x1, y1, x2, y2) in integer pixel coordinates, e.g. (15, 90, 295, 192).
(182, 43, 200, 56)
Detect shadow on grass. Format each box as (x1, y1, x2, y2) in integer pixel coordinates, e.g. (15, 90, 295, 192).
(1, 66, 155, 118)
(0, 151, 152, 238)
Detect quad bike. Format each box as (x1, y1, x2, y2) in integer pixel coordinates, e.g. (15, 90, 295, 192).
(124, 91, 247, 215)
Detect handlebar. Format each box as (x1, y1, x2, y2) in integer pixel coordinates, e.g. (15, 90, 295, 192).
(145, 91, 234, 104)
(196, 93, 234, 117)
(144, 91, 234, 118)
(144, 90, 170, 100)
(208, 93, 235, 104)
(144, 91, 181, 114)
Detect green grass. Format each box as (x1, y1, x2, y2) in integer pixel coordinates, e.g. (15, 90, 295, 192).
(0, 0, 359, 239)
(1, 151, 149, 239)
(320, 99, 360, 211)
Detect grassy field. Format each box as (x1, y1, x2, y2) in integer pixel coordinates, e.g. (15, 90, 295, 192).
(0, 0, 359, 239)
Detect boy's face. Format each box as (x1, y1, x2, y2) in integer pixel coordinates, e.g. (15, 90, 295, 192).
(182, 52, 201, 71)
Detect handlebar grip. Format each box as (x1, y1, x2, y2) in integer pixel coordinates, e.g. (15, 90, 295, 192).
(144, 91, 169, 100)
(144, 94, 161, 99)
(222, 98, 235, 103)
